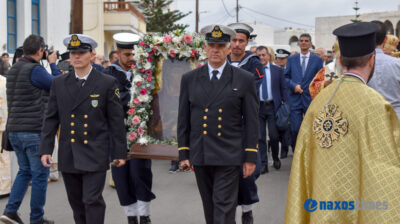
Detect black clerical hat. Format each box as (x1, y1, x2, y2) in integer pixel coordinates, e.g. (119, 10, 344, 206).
(333, 22, 378, 57)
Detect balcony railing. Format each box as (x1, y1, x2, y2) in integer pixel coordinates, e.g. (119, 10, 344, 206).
(104, 1, 145, 20)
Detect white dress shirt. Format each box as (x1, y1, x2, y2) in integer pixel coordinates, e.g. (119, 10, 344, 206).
(299, 51, 311, 70)
(208, 61, 227, 80)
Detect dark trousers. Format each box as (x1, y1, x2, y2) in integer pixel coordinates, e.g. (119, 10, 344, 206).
(194, 166, 240, 224)
(62, 172, 107, 224)
(238, 155, 261, 206)
(112, 158, 155, 206)
(258, 101, 280, 165)
(279, 128, 291, 156)
(290, 108, 306, 149)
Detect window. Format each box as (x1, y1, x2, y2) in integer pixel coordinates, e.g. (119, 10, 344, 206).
(32, 0, 40, 35)
(7, 0, 17, 53)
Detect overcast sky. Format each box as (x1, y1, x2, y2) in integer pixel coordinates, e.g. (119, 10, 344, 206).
(174, 0, 400, 31)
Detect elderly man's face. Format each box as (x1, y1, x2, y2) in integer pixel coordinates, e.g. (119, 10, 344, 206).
(275, 57, 288, 68)
(204, 42, 232, 67)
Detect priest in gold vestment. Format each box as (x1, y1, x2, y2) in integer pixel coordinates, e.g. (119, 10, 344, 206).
(285, 22, 400, 224)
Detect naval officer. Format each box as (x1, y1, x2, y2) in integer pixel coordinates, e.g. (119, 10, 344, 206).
(178, 24, 259, 224)
(39, 34, 127, 224)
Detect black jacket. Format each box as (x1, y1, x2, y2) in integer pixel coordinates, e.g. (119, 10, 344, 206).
(178, 63, 259, 166)
(39, 69, 127, 173)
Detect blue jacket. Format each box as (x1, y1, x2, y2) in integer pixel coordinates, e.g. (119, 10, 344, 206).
(284, 53, 322, 110)
(266, 64, 288, 112)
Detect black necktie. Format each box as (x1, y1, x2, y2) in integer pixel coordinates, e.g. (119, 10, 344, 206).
(210, 70, 219, 93)
(76, 78, 85, 87)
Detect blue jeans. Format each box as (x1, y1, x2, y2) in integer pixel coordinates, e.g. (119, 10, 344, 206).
(5, 132, 49, 223)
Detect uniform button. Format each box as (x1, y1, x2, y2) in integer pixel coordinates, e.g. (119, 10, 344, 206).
(84, 124, 88, 128)
(203, 131, 207, 135)
(218, 125, 222, 129)
(204, 108, 209, 113)
(219, 109, 223, 113)
(84, 114, 88, 119)
(217, 132, 222, 136)
(203, 116, 207, 120)
(218, 117, 222, 121)
(203, 123, 207, 128)
(71, 114, 75, 118)
(70, 122, 75, 126)
(71, 138, 75, 143)
(84, 140, 88, 144)
(84, 131, 88, 136)
(71, 130, 75, 135)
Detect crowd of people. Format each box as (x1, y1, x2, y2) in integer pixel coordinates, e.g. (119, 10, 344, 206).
(0, 19, 399, 224)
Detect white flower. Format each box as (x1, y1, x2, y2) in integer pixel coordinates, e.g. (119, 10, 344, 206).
(144, 62, 152, 70)
(138, 137, 149, 144)
(138, 108, 146, 113)
(132, 75, 144, 83)
(146, 84, 151, 88)
(140, 121, 147, 128)
(138, 94, 149, 103)
(172, 36, 180, 43)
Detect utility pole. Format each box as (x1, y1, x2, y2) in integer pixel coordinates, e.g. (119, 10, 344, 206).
(195, 0, 199, 33)
(70, 0, 83, 33)
(236, 0, 239, 22)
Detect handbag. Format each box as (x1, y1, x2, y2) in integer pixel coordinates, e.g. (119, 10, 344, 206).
(1, 125, 13, 152)
(276, 102, 290, 131)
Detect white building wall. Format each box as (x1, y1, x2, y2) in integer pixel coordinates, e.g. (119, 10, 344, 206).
(244, 21, 274, 47)
(0, 0, 7, 52)
(315, 6, 400, 50)
(274, 28, 315, 52)
(0, 0, 70, 55)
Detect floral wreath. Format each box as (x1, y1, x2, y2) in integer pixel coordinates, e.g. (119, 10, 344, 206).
(126, 30, 207, 148)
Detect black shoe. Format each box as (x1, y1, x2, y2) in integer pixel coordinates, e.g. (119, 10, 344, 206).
(0, 211, 24, 224)
(260, 165, 269, 174)
(30, 218, 54, 224)
(241, 211, 253, 224)
(128, 216, 138, 224)
(169, 161, 179, 173)
(139, 216, 151, 224)
(273, 160, 281, 170)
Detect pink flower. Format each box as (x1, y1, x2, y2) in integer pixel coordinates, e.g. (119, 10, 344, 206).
(170, 50, 176, 58)
(163, 35, 172, 44)
(128, 108, 135, 115)
(153, 46, 158, 53)
(136, 82, 142, 87)
(190, 53, 195, 58)
(146, 76, 152, 82)
(139, 41, 146, 46)
(148, 51, 154, 57)
(183, 35, 193, 44)
(138, 127, 145, 135)
(191, 49, 197, 54)
(145, 70, 152, 76)
(139, 68, 145, 73)
(128, 132, 138, 141)
(140, 88, 148, 95)
(131, 64, 136, 69)
(147, 57, 153, 63)
(133, 98, 141, 105)
(131, 116, 141, 125)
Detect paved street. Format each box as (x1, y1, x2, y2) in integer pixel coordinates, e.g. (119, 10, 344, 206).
(0, 155, 292, 224)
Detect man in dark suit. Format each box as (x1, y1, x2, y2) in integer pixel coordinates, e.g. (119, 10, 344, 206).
(178, 24, 259, 224)
(284, 33, 322, 149)
(256, 46, 288, 174)
(39, 34, 127, 224)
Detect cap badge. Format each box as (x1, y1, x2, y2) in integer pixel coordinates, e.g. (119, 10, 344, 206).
(313, 104, 348, 148)
(211, 26, 223, 38)
(278, 50, 283, 54)
(70, 35, 81, 47)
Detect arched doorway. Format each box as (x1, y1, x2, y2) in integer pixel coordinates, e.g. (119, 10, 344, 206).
(396, 20, 400, 37)
(289, 36, 298, 48)
(384, 20, 394, 34)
